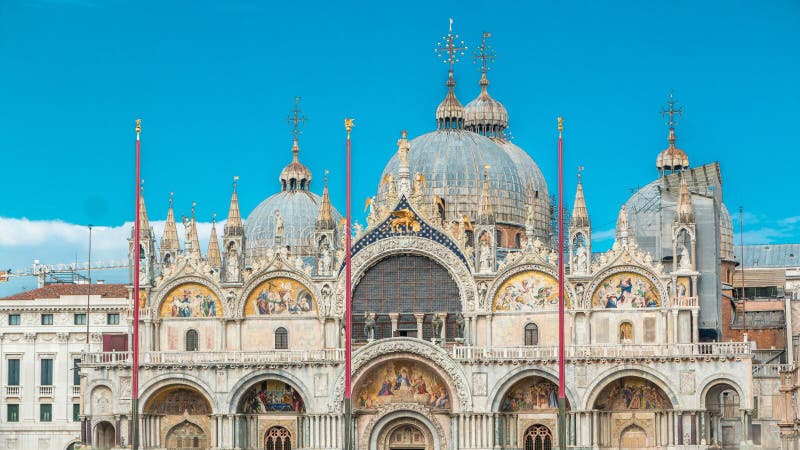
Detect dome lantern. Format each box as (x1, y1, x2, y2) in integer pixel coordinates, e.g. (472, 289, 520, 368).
(464, 32, 509, 138)
(434, 19, 467, 130)
(280, 97, 313, 191)
(656, 91, 690, 176)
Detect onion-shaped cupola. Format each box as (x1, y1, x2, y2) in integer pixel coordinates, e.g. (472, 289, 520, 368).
(656, 91, 690, 175)
(464, 33, 508, 138)
(434, 21, 467, 130)
(280, 139, 313, 191)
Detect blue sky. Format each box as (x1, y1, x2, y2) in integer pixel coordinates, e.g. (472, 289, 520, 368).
(1, 0, 799, 293)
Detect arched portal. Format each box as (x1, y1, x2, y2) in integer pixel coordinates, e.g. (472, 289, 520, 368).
(165, 420, 207, 449)
(376, 418, 434, 450)
(265, 426, 292, 450)
(592, 376, 673, 448)
(704, 382, 742, 448)
(523, 424, 553, 450)
(352, 254, 461, 341)
(93, 421, 115, 450)
(143, 385, 212, 449)
(236, 379, 305, 449)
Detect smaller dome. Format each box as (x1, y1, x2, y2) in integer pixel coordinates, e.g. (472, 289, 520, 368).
(436, 70, 464, 130)
(280, 140, 313, 191)
(464, 75, 508, 138)
(720, 204, 735, 262)
(656, 129, 689, 174)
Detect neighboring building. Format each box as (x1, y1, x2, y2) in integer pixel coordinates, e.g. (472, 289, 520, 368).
(0, 283, 129, 450)
(65, 28, 783, 450)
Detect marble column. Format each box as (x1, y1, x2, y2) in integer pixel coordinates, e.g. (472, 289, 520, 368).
(486, 314, 493, 347)
(153, 320, 161, 351)
(389, 313, 399, 337)
(414, 313, 425, 339)
(671, 310, 679, 344)
(437, 312, 447, 341)
(592, 411, 599, 447)
(741, 409, 750, 443)
(691, 310, 699, 343)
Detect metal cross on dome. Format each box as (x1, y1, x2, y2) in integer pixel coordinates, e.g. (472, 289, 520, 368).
(287, 96, 307, 141)
(660, 90, 683, 129)
(435, 18, 467, 69)
(473, 31, 495, 73)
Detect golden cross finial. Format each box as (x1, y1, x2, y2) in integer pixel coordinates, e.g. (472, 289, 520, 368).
(473, 32, 495, 74)
(660, 90, 683, 129)
(288, 96, 307, 141)
(435, 19, 467, 70)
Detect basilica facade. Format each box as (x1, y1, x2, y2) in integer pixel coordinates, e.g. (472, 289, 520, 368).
(78, 31, 766, 450)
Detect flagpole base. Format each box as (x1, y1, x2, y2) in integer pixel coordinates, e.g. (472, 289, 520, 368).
(344, 398, 353, 450)
(558, 397, 567, 450)
(131, 397, 140, 450)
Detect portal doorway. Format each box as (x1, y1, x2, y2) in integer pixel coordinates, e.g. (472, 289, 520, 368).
(619, 424, 648, 449)
(375, 417, 435, 450)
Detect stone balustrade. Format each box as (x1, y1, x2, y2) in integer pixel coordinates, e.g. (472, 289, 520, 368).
(82, 348, 345, 368)
(453, 341, 753, 363)
(752, 363, 794, 377)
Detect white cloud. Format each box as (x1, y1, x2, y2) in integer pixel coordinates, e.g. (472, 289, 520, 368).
(592, 228, 616, 241)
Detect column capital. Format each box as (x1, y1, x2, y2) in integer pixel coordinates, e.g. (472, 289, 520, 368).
(413, 313, 425, 320)
(388, 312, 400, 320)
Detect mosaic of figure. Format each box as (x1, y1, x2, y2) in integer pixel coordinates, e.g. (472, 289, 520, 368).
(676, 277, 690, 305)
(244, 278, 316, 316)
(354, 361, 450, 410)
(160, 283, 221, 318)
(493, 271, 564, 311)
(239, 380, 304, 413)
(594, 378, 670, 411)
(145, 388, 211, 415)
(592, 272, 661, 309)
(500, 377, 560, 411)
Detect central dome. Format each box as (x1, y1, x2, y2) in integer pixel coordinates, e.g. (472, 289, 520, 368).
(378, 129, 532, 226)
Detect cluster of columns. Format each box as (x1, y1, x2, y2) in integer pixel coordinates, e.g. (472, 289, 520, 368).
(297, 414, 342, 449)
(140, 414, 163, 447)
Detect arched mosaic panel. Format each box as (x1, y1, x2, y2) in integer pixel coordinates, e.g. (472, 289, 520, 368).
(144, 387, 211, 414)
(354, 359, 451, 411)
(159, 283, 222, 318)
(499, 376, 568, 411)
(238, 380, 305, 413)
(594, 377, 671, 411)
(244, 277, 316, 316)
(591, 272, 661, 309)
(493, 270, 568, 311)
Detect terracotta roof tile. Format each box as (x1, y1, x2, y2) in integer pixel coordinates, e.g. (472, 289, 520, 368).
(1, 283, 128, 300)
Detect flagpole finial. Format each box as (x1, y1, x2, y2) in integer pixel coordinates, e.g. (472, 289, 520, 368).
(558, 117, 564, 135)
(344, 118, 354, 137)
(135, 118, 142, 134)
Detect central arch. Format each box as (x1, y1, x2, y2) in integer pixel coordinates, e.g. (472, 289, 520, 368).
(362, 404, 446, 450)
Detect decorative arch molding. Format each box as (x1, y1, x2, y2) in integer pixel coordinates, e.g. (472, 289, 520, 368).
(329, 338, 472, 412)
(334, 236, 477, 315)
(586, 264, 669, 308)
(154, 275, 227, 318)
(697, 374, 748, 409)
(582, 365, 679, 411)
(361, 403, 447, 450)
(673, 225, 696, 241)
(86, 382, 115, 418)
(65, 439, 81, 450)
(486, 263, 576, 312)
(488, 366, 579, 412)
(234, 269, 321, 319)
(138, 373, 218, 414)
(227, 369, 316, 413)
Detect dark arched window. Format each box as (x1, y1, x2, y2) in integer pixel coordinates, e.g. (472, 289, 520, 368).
(275, 327, 288, 350)
(352, 254, 461, 341)
(515, 233, 522, 248)
(186, 330, 198, 351)
(524, 323, 539, 346)
(524, 424, 553, 450)
(496, 229, 503, 247)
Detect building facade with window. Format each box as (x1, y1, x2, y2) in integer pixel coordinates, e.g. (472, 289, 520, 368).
(72, 29, 778, 450)
(0, 284, 129, 450)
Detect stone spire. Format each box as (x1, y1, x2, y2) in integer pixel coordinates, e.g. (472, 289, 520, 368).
(133, 184, 152, 241)
(396, 131, 412, 196)
(207, 214, 221, 268)
(224, 177, 244, 237)
(161, 193, 180, 251)
(571, 173, 590, 229)
(434, 19, 466, 130)
(184, 202, 202, 260)
(316, 170, 335, 230)
(675, 174, 695, 224)
(615, 204, 630, 246)
(478, 165, 495, 224)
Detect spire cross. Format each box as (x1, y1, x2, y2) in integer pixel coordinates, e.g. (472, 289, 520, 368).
(169, 192, 174, 207)
(473, 32, 495, 74)
(660, 90, 683, 129)
(191, 202, 197, 220)
(288, 96, 307, 141)
(577, 166, 585, 183)
(233, 175, 239, 192)
(435, 19, 467, 70)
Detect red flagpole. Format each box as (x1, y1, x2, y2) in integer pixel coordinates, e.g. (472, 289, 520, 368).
(344, 118, 354, 450)
(132, 119, 141, 450)
(557, 117, 566, 449)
